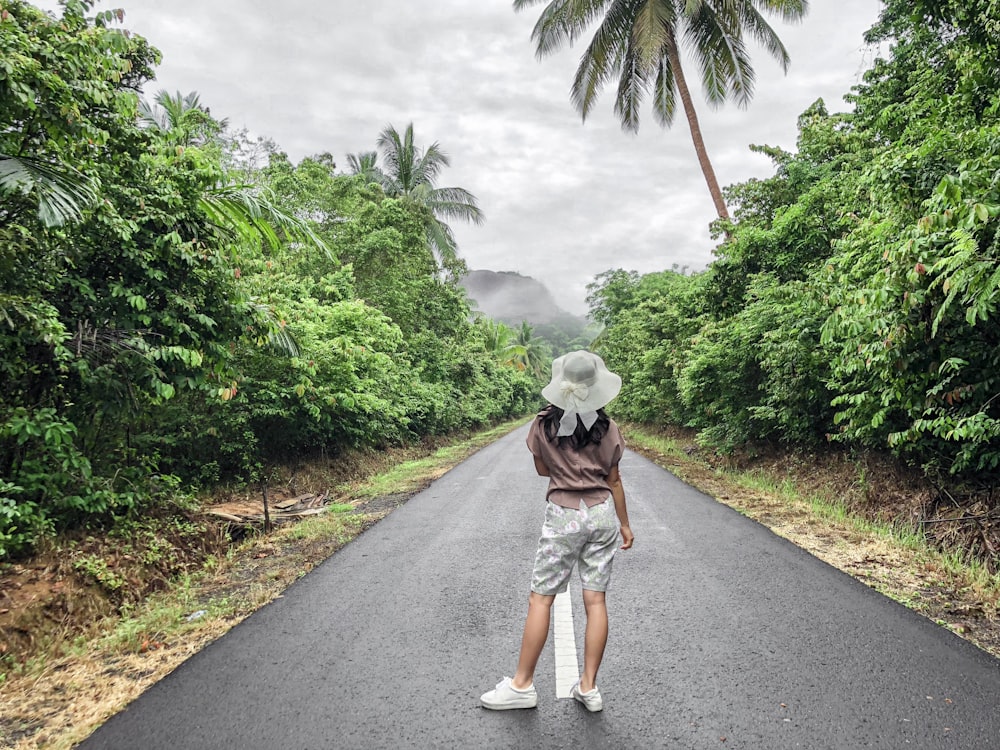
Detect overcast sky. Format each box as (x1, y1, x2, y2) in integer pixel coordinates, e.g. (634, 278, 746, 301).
(35, 0, 885, 314)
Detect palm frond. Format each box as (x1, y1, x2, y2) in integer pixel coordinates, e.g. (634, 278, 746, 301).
(137, 96, 170, 131)
(425, 187, 485, 225)
(155, 89, 203, 126)
(424, 218, 458, 266)
(478, 317, 514, 355)
(734, 1, 793, 70)
(377, 123, 418, 195)
(631, 0, 674, 68)
(138, 89, 223, 144)
(571, 0, 640, 119)
(0, 154, 98, 227)
(347, 151, 379, 176)
(199, 184, 331, 258)
(684, 2, 755, 107)
(67, 320, 157, 363)
(614, 38, 650, 132)
(755, 0, 808, 23)
(525, 0, 575, 57)
(252, 302, 301, 357)
(651, 52, 679, 126)
(412, 142, 450, 189)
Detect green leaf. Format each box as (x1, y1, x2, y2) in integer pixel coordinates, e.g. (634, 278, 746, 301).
(0, 154, 97, 227)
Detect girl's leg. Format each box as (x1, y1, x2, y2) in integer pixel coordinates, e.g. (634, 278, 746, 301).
(580, 589, 608, 692)
(512, 591, 555, 689)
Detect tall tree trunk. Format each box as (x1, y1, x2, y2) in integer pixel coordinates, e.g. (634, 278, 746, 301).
(666, 42, 730, 221)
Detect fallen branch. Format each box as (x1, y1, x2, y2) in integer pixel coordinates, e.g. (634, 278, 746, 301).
(919, 515, 999, 525)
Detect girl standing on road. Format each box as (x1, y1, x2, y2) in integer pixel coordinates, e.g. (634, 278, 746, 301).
(481, 350, 634, 713)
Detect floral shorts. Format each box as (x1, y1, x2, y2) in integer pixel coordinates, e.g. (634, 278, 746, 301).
(530, 497, 620, 595)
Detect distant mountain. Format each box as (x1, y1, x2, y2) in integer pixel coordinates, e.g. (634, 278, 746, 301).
(460, 269, 575, 325)
(459, 269, 598, 351)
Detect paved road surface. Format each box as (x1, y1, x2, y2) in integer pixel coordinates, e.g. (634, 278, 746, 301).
(80, 424, 1000, 749)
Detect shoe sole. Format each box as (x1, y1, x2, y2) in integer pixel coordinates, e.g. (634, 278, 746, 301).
(481, 699, 537, 710)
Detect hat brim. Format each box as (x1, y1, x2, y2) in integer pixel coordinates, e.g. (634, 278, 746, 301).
(542, 351, 622, 412)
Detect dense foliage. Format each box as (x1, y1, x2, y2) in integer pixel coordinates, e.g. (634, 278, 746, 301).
(0, 1, 538, 557)
(590, 0, 1000, 481)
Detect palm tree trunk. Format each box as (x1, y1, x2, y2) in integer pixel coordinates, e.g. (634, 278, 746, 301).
(666, 42, 730, 221)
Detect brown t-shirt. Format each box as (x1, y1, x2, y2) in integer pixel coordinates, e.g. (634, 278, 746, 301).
(526, 411, 625, 508)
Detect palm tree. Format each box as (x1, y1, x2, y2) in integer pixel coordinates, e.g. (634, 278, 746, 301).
(346, 151, 380, 183)
(513, 0, 808, 220)
(138, 90, 224, 146)
(476, 317, 528, 368)
(512, 321, 548, 377)
(363, 123, 484, 265)
(479, 317, 514, 356)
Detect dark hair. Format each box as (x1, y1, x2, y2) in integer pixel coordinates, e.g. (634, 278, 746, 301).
(539, 405, 610, 449)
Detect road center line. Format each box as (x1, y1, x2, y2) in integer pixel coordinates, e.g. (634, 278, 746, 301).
(553, 589, 579, 698)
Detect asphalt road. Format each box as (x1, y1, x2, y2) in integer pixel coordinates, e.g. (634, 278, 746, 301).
(79, 424, 1000, 749)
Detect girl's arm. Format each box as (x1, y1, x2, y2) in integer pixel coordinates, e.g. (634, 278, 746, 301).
(607, 464, 634, 550)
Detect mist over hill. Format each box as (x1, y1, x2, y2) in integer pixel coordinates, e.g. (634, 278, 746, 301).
(460, 270, 598, 352)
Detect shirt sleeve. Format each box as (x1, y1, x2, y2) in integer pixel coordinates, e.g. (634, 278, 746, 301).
(526, 417, 543, 457)
(604, 421, 625, 469)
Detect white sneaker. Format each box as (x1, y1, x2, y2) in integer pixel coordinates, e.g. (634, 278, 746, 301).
(570, 681, 603, 712)
(480, 676, 538, 710)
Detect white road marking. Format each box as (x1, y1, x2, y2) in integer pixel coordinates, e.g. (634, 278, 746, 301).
(553, 589, 579, 698)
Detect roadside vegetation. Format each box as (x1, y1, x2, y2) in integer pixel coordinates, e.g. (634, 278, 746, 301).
(1, 0, 545, 564)
(587, 0, 1000, 571)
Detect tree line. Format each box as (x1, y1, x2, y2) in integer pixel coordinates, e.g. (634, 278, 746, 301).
(0, 0, 544, 557)
(5, 0, 997, 560)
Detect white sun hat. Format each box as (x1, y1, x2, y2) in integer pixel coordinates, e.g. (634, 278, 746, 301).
(541, 350, 622, 437)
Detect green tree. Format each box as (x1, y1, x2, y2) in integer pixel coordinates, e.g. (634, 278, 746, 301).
(138, 89, 223, 145)
(257, 151, 535, 437)
(0, 2, 324, 555)
(511, 321, 549, 377)
(815, 0, 1000, 476)
(137, 90, 327, 259)
(360, 123, 484, 267)
(0, 0, 138, 231)
(346, 151, 379, 183)
(1, 0, 170, 555)
(587, 268, 710, 424)
(513, 0, 808, 220)
(578, 0, 1000, 482)
(706, 100, 863, 315)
